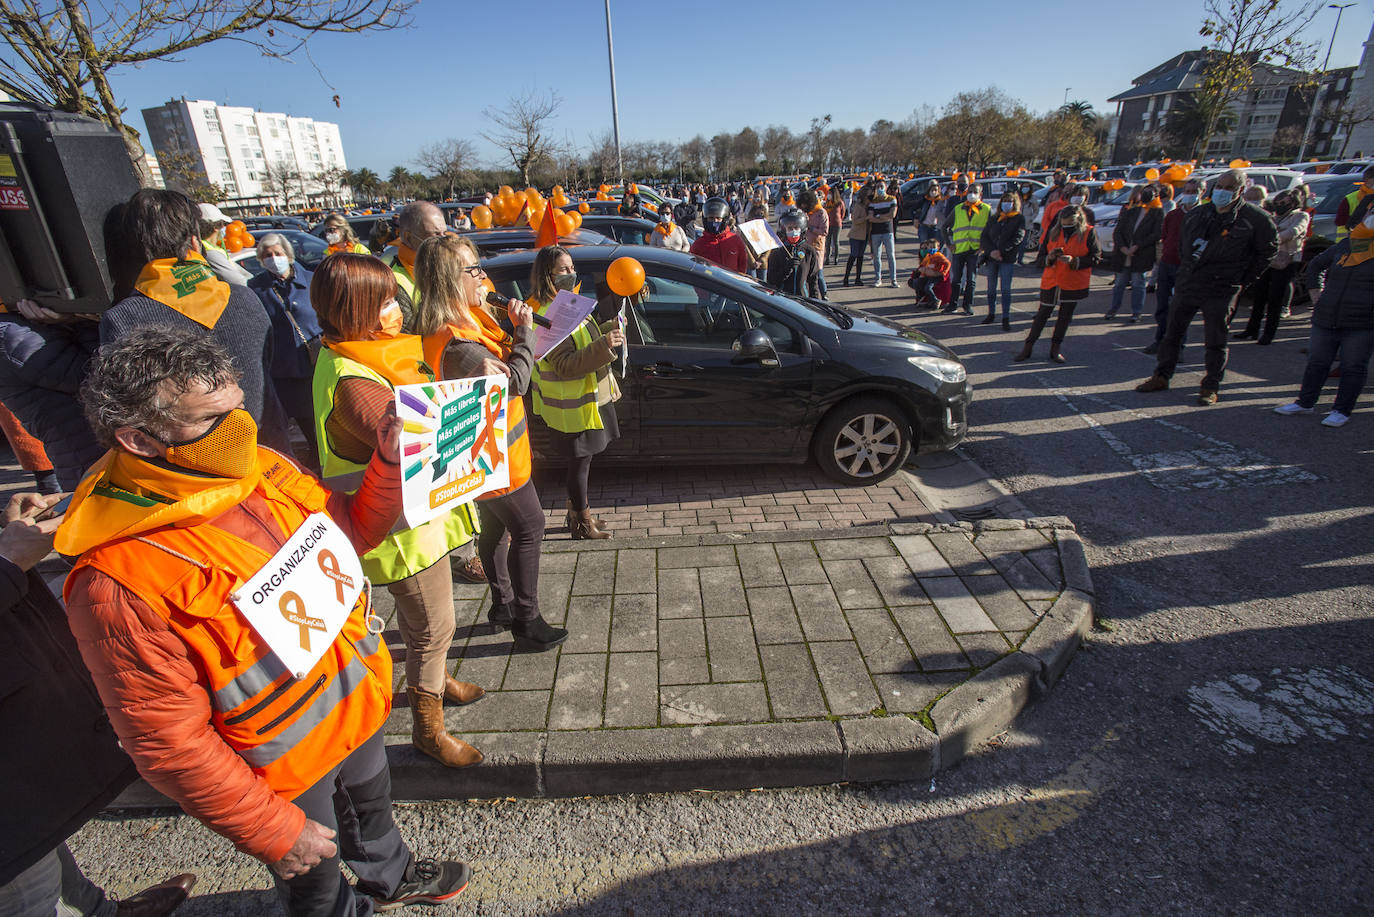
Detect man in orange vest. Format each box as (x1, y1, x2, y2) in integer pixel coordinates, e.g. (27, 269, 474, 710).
(58, 327, 472, 916)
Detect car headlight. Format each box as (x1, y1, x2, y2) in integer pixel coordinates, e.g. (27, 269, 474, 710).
(1098, 218, 1117, 229)
(908, 355, 967, 384)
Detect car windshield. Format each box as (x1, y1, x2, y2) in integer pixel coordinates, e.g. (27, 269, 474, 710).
(1313, 179, 1358, 214)
(1100, 187, 1137, 206)
(725, 266, 852, 327)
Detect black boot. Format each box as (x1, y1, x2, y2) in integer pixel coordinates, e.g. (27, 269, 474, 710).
(980, 313, 995, 325)
(512, 615, 568, 652)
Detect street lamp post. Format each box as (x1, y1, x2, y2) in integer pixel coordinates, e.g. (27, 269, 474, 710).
(604, 0, 623, 185)
(1297, 2, 1356, 162)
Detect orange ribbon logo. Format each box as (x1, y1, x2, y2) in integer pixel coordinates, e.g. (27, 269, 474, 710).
(317, 549, 354, 605)
(280, 591, 326, 651)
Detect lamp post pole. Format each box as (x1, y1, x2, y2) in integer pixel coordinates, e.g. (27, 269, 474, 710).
(1297, 2, 1355, 162)
(604, 0, 623, 184)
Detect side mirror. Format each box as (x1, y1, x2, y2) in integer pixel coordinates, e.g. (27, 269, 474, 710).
(733, 328, 779, 367)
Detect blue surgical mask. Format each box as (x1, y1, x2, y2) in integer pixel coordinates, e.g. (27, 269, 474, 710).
(1177, 194, 1198, 206)
(263, 255, 290, 277)
(1211, 188, 1235, 207)
(1000, 201, 1014, 212)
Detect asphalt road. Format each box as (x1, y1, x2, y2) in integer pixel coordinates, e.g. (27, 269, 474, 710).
(70, 253, 1374, 916)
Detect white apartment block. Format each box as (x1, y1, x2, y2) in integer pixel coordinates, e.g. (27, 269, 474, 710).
(141, 98, 351, 210)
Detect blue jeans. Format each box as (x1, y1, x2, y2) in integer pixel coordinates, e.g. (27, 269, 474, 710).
(1110, 270, 1146, 317)
(1299, 325, 1374, 415)
(949, 250, 978, 308)
(869, 232, 896, 284)
(985, 260, 1015, 317)
(918, 223, 941, 246)
(817, 262, 829, 299)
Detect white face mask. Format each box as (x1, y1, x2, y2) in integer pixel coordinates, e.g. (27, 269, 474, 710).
(263, 254, 290, 277)
(324, 231, 342, 245)
(1069, 196, 1084, 206)
(966, 193, 980, 203)
(1363, 214, 1374, 230)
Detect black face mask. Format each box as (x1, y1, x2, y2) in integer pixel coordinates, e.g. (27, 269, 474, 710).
(705, 219, 724, 234)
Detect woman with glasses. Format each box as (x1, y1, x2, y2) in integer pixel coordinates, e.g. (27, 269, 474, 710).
(309, 253, 485, 768)
(413, 235, 568, 653)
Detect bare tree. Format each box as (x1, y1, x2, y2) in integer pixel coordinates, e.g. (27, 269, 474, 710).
(156, 149, 224, 202)
(0, 1, 415, 177)
(415, 138, 476, 199)
(1322, 99, 1374, 156)
(1193, 0, 1320, 155)
(263, 159, 302, 210)
(318, 165, 349, 207)
(481, 89, 562, 187)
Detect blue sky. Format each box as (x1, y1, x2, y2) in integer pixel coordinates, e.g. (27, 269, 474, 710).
(103, 0, 1374, 172)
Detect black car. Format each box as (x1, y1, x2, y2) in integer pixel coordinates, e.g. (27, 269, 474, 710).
(458, 226, 614, 255)
(562, 199, 659, 217)
(480, 246, 971, 485)
(576, 214, 659, 245)
(243, 215, 312, 231)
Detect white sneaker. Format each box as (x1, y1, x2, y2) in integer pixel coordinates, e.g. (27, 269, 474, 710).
(1274, 402, 1313, 415)
(1321, 411, 1350, 427)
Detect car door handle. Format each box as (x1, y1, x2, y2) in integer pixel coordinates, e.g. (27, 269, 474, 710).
(638, 362, 685, 377)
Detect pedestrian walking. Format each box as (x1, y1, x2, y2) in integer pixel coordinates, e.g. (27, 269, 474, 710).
(1015, 204, 1101, 363)
(1272, 216, 1374, 426)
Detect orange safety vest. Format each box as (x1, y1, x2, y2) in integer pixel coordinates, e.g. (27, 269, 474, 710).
(64, 449, 392, 800)
(1040, 228, 1093, 293)
(422, 310, 532, 497)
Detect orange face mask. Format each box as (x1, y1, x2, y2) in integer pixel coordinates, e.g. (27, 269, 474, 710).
(161, 408, 259, 479)
(374, 299, 404, 339)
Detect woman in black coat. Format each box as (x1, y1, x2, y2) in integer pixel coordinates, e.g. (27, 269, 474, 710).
(1105, 187, 1164, 321)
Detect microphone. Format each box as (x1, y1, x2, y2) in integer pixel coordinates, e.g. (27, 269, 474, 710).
(486, 290, 552, 328)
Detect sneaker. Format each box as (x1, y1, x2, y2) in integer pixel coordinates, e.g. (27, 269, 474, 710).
(1273, 401, 1313, 415)
(1322, 411, 1350, 427)
(1197, 389, 1219, 406)
(1136, 375, 1169, 393)
(961, 307, 974, 316)
(373, 858, 471, 912)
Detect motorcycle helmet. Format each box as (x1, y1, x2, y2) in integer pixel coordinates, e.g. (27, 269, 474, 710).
(778, 210, 807, 245)
(703, 197, 730, 234)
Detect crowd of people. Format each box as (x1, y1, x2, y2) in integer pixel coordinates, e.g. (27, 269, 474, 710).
(1, 158, 1371, 914)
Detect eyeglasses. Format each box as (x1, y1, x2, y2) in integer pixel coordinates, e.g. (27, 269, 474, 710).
(462, 265, 486, 277)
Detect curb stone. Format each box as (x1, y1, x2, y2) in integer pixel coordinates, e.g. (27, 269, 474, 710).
(108, 515, 1097, 807)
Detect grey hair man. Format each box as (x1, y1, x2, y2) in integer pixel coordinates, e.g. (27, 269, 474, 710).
(1136, 168, 1279, 405)
(383, 201, 448, 324)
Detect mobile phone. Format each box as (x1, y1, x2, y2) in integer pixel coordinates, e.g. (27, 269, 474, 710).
(37, 494, 73, 521)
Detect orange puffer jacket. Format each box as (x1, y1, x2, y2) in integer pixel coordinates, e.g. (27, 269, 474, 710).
(62, 451, 401, 864)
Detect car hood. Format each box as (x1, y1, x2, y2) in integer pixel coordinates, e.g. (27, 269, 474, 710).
(829, 305, 960, 359)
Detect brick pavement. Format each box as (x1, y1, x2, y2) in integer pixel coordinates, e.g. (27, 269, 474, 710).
(534, 463, 939, 541)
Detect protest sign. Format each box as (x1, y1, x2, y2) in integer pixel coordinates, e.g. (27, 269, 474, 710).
(738, 218, 782, 260)
(532, 289, 598, 359)
(395, 375, 510, 527)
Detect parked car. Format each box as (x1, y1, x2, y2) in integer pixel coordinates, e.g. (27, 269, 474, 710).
(458, 226, 613, 255)
(243, 215, 311, 232)
(899, 175, 1046, 222)
(229, 229, 331, 278)
(479, 246, 971, 484)
(562, 198, 656, 216)
(1191, 167, 1305, 195)
(1303, 172, 1363, 248)
(575, 214, 660, 245)
(310, 212, 395, 252)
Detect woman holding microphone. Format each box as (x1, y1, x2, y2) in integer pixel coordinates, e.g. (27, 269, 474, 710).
(526, 245, 625, 539)
(413, 235, 568, 653)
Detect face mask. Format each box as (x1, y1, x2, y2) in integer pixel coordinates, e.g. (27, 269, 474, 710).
(1069, 196, 1084, 206)
(1060, 220, 1075, 230)
(263, 254, 290, 277)
(1141, 191, 1156, 203)
(375, 299, 403, 338)
(1211, 188, 1236, 208)
(324, 231, 342, 245)
(1363, 214, 1374, 230)
(159, 408, 259, 479)
(1000, 201, 1014, 212)
(966, 193, 980, 204)
(553, 273, 577, 292)
(705, 219, 724, 234)
(1178, 193, 1198, 206)
(785, 229, 803, 243)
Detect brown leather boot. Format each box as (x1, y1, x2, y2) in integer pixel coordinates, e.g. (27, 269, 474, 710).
(1013, 342, 1034, 362)
(443, 675, 485, 705)
(408, 688, 482, 767)
(568, 507, 611, 540)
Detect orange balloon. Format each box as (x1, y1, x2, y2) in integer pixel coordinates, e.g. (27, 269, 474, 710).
(242, 232, 255, 247)
(225, 237, 244, 253)
(227, 220, 246, 234)
(596, 191, 609, 201)
(578, 202, 591, 214)
(471, 204, 493, 229)
(1145, 168, 1160, 181)
(555, 212, 576, 237)
(628, 183, 638, 194)
(599, 184, 611, 193)
(606, 257, 645, 297)
(528, 206, 544, 230)
(498, 185, 514, 197)
(567, 210, 582, 230)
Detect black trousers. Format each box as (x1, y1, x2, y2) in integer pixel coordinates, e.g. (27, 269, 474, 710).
(1154, 287, 1235, 389)
(1243, 263, 1300, 342)
(1024, 299, 1079, 347)
(949, 251, 978, 308)
(476, 480, 544, 622)
(277, 727, 411, 917)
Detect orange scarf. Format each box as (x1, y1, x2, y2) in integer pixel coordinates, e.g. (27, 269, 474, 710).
(998, 208, 1020, 221)
(1339, 223, 1374, 268)
(654, 221, 676, 236)
(133, 251, 231, 329)
(393, 242, 417, 276)
(328, 240, 353, 255)
(964, 202, 981, 218)
(325, 335, 436, 386)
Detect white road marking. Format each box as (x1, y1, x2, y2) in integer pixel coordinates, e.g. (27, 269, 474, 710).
(1187, 667, 1374, 756)
(1036, 380, 1320, 491)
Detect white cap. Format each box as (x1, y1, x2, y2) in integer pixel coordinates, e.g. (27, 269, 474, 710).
(198, 202, 232, 224)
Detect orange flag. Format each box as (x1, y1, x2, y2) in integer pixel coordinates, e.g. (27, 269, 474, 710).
(534, 200, 559, 248)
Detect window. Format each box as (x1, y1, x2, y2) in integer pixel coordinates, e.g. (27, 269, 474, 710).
(1249, 114, 1278, 126)
(632, 278, 747, 349)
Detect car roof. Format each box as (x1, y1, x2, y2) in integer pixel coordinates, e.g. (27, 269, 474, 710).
(459, 227, 614, 247)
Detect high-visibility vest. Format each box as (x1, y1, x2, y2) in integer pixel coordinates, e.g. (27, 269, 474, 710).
(65, 449, 392, 801)
(380, 252, 419, 306)
(328, 241, 372, 256)
(435, 313, 532, 498)
(1338, 189, 1368, 238)
(312, 337, 477, 585)
(951, 204, 991, 254)
(530, 300, 603, 435)
(1039, 229, 1093, 293)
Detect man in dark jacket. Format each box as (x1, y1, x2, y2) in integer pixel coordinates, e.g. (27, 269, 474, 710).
(0, 304, 104, 490)
(0, 492, 194, 916)
(1136, 169, 1279, 405)
(766, 211, 821, 298)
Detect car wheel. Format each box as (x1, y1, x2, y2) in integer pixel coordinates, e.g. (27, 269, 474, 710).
(813, 397, 913, 486)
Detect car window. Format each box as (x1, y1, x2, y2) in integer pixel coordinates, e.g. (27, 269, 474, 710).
(618, 226, 649, 245)
(632, 276, 748, 349)
(1314, 182, 1353, 215)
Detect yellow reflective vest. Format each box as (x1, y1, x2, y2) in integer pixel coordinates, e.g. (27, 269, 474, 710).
(951, 203, 991, 254)
(531, 304, 604, 434)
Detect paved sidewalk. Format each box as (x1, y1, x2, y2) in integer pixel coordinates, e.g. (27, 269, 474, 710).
(356, 516, 1094, 799)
